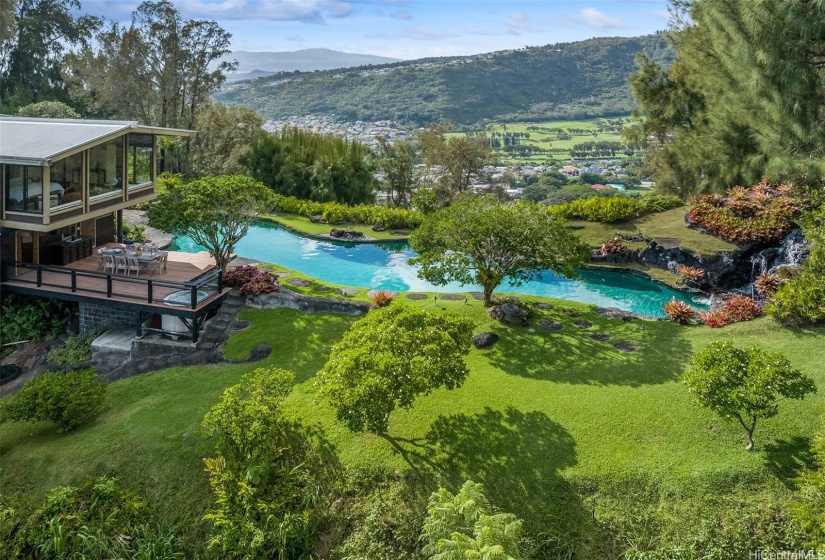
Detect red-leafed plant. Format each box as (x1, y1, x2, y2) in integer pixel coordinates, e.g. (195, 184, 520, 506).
(663, 298, 697, 324)
(689, 180, 805, 245)
(754, 273, 783, 295)
(239, 271, 280, 296)
(222, 265, 261, 288)
(370, 291, 395, 307)
(676, 265, 705, 283)
(721, 295, 761, 322)
(600, 237, 627, 256)
(697, 310, 730, 328)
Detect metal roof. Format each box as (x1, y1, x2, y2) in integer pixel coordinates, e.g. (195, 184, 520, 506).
(0, 116, 196, 166)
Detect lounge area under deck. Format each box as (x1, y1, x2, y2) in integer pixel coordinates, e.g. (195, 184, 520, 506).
(1, 250, 226, 342)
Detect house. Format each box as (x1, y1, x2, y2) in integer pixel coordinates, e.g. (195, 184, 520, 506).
(0, 116, 227, 342)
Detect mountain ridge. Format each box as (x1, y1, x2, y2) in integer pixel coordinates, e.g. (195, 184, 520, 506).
(220, 48, 402, 82)
(216, 35, 673, 126)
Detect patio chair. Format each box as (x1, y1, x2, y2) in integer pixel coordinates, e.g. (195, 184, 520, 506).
(144, 254, 162, 275)
(114, 255, 128, 275)
(126, 256, 141, 277)
(102, 254, 116, 274)
(160, 252, 168, 273)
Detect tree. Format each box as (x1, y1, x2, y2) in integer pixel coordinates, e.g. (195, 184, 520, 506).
(65, 0, 234, 131)
(409, 198, 590, 307)
(315, 304, 474, 434)
(683, 341, 816, 451)
(628, 0, 825, 195)
(376, 136, 416, 207)
(421, 480, 524, 560)
(148, 175, 275, 269)
(17, 99, 79, 118)
(241, 127, 376, 204)
(189, 102, 265, 177)
(419, 122, 491, 199)
(202, 367, 323, 558)
(0, 0, 98, 110)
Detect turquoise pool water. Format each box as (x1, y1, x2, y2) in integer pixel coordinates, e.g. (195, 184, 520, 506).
(170, 221, 707, 317)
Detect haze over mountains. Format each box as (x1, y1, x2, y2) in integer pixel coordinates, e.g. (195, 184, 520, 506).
(217, 35, 672, 126)
(221, 48, 402, 82)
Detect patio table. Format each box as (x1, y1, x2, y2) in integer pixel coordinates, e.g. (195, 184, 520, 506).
(99, 249, 168, 275)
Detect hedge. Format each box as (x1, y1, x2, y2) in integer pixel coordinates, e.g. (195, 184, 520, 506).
(548, 194, 683, 223)
(272, 195, 423, 229)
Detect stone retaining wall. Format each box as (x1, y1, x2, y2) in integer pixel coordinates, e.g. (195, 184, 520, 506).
(79, 301, 138, 332)
(247, 289, 370, 315)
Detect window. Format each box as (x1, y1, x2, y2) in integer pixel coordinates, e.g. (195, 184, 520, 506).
(89, 138, 124, 201)
(4, 165, 45, 214)
(50, 152, 84, 210)
(128, 134, 153, 189)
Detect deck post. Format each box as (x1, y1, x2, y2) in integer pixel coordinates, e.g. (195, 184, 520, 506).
(116, 210, 123, 243)
(190, 285, 197, 309)
(136, 310, 143, 338)
(147, 280, 153, 303)
(71, 270, 76, 292)
(36, 266, 41, 287)
(106, 274, 112, 297)
(191, 314, 199, 343)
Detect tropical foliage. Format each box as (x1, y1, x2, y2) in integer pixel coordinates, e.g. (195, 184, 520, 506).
(272, 194, 422, 229)
(683, 341, 816, 450)
(548, 194, 683, 223)
(663, 299, 696, 324)
(241, 127, 375, 204)
(688, 182, 804, 245)
(421, 480, 524, 560)
(0, 294, 76, 345)
(410, 198, 590, 306)
(315, 304, 474, 433)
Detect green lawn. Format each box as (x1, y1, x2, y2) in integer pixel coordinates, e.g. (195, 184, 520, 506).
(2, 296, 822, 548)
(573, 206, 738, 257)
(264, 213, 411, 242)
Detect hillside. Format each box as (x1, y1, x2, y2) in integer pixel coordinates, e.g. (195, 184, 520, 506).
(216, 35, 673, 126)
(221, 48, 401, 82)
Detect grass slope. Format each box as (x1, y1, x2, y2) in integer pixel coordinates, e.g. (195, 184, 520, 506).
(264, 213, 411, 241)
(2, 297, 821, 548)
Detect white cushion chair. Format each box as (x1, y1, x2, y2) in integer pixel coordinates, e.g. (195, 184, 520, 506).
(114, 255, 128, 275)
(126, 256, 141, 277)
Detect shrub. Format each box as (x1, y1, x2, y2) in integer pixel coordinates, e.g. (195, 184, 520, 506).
(0, 368, 106, 432)
(698, 309, 731, 328)
(637, 194, 684, 214)
(689, 181, 805, 245)
(47, 329, 103, 366)
(0, 294, 76, 345)
(769, 272, 825, 326)
(370, 290, 395, 307)
(0, 477, 180, 559)
(722, 295, 762, 323)
(663, 298, 697, 324)
(755, 273, 783, 295)
(599, 237, 627, 256)
(676, 265, 705, 283)
(121, 223, 148, 243)
(273, 195, 423, 229)
(223, 266, 279, 296)
(547, 193, 683, 223)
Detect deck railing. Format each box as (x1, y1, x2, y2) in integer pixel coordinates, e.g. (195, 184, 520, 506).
(1, 261, 223, 309)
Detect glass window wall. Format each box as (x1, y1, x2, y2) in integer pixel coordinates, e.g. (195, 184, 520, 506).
(50, 152, 84, 210)
(128, 134, 153, 189)
(89, 138, 124, 200)
(4, 165, 46, 214)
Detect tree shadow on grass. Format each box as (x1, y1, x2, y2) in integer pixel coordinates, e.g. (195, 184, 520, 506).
(484, 310, 692, 386)
(385, 407, 594, 556)
(763, 436, 815, 488)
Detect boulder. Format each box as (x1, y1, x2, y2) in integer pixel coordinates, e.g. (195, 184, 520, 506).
(336, 288, 361, 296)
(473, 332, 499, 349)
(538, 319, 563, 332)
(310, 215, 326, 223)
(405, 293, 428, 300)
(371, 223, 386, 232)
(330, 228, 366, 240)
(488, 303, 530, 326)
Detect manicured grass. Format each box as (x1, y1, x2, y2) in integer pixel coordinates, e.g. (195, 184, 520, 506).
(264, 213, 411, 242)
(2, 296, 822, 544)
(573, 206, 738, 257)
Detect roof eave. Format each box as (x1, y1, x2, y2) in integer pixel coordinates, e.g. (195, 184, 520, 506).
(133, 126, 197, 138)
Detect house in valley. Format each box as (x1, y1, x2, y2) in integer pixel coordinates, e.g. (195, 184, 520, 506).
(0, 116, 226, 343)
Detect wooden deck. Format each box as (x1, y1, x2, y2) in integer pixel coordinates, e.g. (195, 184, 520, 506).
(1, 249, 224, 314)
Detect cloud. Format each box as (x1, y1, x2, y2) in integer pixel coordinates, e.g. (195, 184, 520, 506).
(389, 9, 413, 20)
(367, 25, 462, 41)
(286, 34, 306, 41)
(568, 7, 629, 30)
(505, 11, 541, 33)
(156, 0, 356, 23)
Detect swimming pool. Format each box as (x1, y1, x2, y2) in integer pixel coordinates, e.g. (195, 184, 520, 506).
(170, 221, 707, 317)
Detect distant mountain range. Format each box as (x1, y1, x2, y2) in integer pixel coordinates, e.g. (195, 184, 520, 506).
(221, 48, 401, 82)
(216, 35, 673, 126)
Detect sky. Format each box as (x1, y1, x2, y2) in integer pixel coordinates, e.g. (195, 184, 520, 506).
(80, 0, 672, 60)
